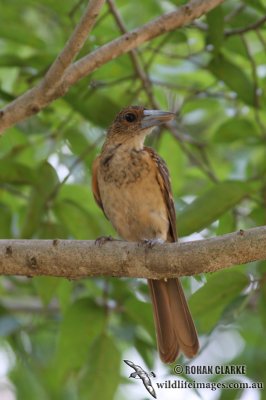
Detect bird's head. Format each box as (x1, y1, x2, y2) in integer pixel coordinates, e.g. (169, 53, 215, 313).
(105, 105, 175, 150)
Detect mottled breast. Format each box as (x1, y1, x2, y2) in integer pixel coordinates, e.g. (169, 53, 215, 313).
(97, 146, 169, 241)
(99, 147, 151, 188)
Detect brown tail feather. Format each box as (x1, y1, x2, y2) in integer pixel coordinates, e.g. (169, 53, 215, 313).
(148, 278, 199, 363)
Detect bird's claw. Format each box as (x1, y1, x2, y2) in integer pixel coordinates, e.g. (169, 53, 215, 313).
(140, 238, 164, 249)
(95, 236, 114, 246)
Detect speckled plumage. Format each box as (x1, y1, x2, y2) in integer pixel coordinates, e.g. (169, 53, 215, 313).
(96, 145, 168, 241)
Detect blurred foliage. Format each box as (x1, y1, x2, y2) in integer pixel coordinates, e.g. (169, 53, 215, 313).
(0, 0, 266, 399)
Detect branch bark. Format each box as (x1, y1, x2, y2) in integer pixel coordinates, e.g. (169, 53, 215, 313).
(0, 0, 225, 134)
(1, 226, 265, 279)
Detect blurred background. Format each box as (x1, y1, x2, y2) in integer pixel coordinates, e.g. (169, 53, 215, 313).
(0, 0, 266, 398)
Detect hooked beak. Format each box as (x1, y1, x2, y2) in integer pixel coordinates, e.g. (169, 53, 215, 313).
(141, 109, 175, 129)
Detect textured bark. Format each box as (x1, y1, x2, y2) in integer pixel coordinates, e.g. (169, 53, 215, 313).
(0, 226, 265, 279)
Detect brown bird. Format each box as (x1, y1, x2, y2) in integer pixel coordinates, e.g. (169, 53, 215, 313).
(92, 105, 199, 363)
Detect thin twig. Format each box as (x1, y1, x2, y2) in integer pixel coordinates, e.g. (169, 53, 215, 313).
(225, 15, 266, 37)
(107, 0, 157, 106)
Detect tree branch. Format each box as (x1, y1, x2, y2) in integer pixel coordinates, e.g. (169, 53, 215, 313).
(64, 0, 225, 85)
(225, 15, 266, 37)
(43, 0, 105, 94)
(1, 226, 265, 279)
(0, 0, 225, 134)
(0, 0, 105, 133)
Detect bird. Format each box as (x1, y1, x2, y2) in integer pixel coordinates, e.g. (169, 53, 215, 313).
(92, 105, 199, 363)
(124, 359, 157, 398)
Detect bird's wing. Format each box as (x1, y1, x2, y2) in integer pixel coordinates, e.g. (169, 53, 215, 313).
(144, 148, 199, 361)
(92, 155, 107, 217)
(144, 146, 177, 242)
(134, 365, 146, 373)
(123, 360, 144, 373)
(145, 382, 157, 399)
(123, 360, 136, 370)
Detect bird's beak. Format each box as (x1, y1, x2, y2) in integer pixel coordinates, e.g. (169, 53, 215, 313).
(141, 110, 175, 129)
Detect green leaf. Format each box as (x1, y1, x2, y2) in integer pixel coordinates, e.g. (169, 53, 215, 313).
(259, 263, 266, 329)
(54, 298, 105, 382)
(33, 277, 60, 306)
(10, 363, 49, 400)
(79, 334, 121, 400)
(125, 298, 155, 340)
(214, 117, 259, 143)
(0, 203, 12, 238)
(0, 87, 15, 101)
(64, 130, 92, 157)
(56, 280, 73, 314)
(206, 7, 224, 53)
(55, 184, 115, 238)
(54, 199, 102, 239)
(249, 206, 266, 226)
(224, 36, 249, 59)
(37, 221, 68, 239)
(178, 181, 251, 236)
(189, 270, 249, 332)
(208, 54, 255, 106)
(21, 162, 59, 238)
(260, 286, 266, 329)
(64, 86, 119, 127)
(135, 337, 154, 369)
(218, 387, 243, 400)
(0, 23, 45, 48)
(0, 53, 54, 69)
(216, 211, 236, 236)
(158, 131, 186, 195)
(0, 160, 37, 184)
(57, 184, 96, 216)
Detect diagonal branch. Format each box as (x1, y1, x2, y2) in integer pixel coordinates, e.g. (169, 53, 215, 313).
(64, 0, 225, 86)
(1, 226, 266, 279)
(0, 0, 105, 134)
(43, 0, 105, 94)
(0, 0, 225, 134)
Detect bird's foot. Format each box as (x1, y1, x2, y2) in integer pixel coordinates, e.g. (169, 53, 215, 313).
(140, 238, 165, 249)
(95, 236, 115, 246)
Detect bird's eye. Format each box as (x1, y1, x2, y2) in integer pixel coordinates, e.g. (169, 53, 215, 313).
(125, 113, 136, 123)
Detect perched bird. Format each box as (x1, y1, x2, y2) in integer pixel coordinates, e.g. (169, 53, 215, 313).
(92, 105, 199, 363)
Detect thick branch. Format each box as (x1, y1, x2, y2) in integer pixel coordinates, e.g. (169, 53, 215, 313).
(0, 0, 224, 133)
(1, 226, 265, 279)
